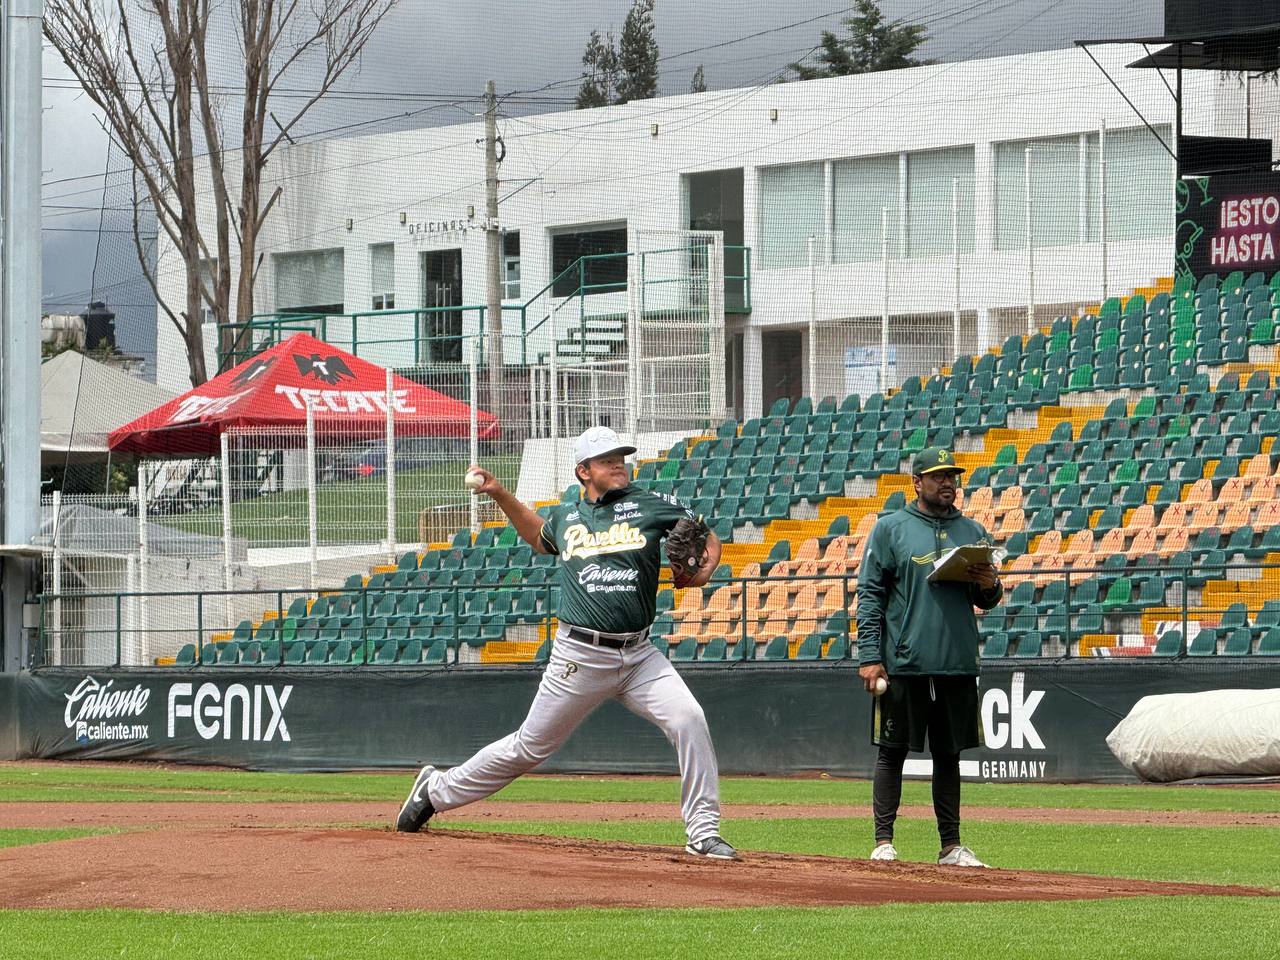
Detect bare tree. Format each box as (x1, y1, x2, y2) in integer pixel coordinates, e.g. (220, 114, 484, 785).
(45, 0, 396, 387)
(46, 0, 214, 386)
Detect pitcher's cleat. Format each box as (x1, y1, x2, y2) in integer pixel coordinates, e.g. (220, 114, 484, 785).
(685, 835, 739, 860)
(395, 764, 437, 833)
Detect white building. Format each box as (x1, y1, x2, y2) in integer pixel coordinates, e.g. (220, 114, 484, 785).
(159, 44, 1250, 417)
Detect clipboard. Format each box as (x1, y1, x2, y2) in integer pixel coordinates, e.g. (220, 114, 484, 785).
(926, 543, 1005, 584)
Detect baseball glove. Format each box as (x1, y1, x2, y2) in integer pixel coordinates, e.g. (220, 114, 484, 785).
(666, 515, 710, 588)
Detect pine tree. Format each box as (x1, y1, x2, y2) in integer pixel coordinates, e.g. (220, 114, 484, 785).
(615, 0, 659, 104)
(689, 64, 706, 94)
(576, 29, 619, 109)
(788, 0, 934, 81)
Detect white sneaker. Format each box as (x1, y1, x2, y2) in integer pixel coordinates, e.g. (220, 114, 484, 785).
(870, 842, 898, 861)
(938, 845, 987, 867)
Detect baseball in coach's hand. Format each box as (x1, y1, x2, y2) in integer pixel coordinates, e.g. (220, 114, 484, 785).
(873, 676, 888, 696)
(464, 469, 485, 492)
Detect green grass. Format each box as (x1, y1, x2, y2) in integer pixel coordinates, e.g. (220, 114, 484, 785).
(1, 899, 1276, 960)
(0, 828, 107, 850)
(445, 817, 1280, 890)
(3, 763, 1277, 813)
(154, 456, 520, 544)
(3, 766, 1277, 958)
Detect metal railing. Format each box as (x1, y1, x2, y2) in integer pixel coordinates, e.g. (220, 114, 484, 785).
(32, 559, 1280, 668)
(216, 245, 751, 373)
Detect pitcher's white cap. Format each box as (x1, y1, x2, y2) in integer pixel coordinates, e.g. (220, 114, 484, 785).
(574, 426, 636, 464)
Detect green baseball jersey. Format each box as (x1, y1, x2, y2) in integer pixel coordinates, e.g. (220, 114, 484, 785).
(538, 483, 695, 634)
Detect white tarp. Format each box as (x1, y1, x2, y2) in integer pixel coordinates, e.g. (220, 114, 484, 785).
(42, 351, 175, 461)
(1106, 689, 1280, 782)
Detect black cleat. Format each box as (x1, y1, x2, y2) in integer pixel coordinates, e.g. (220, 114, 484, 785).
(396, 764, 437, 833)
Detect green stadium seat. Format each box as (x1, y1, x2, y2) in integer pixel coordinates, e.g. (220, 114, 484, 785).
(1221, 627, 1253, 656)
(700, 637, 728, 662)
(1013, 632, 1043, 657)
(1257, 628, 1280, 656)
(821, 635, 849, 660)
(1186, 628, 1218, 657)
(982, 633, 1010, 658)
(284, 641, 307, 665)
(671, 638, 698, 661)
(1152, 630, 1184, 657)
(762, 636, 789, 660)
(175, 643, 196, 666)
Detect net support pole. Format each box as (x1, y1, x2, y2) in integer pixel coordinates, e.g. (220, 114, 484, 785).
(220, 432, 234, 626)
(50, 490, 61, 666)
(137, 463, 149, 663)
(626, 251, 641, 442)
(385, 367, 397, 561)
(1025, 147, 1035, 335)
(306, 405, 318, 592)
(880, 207, 890, 394)
(549, 337, 560, 495)
(469, 338, 480, 536)
(952, 177, 961, 364)
(807, 235, 817, 400)
(1100, 118, 1109, 304)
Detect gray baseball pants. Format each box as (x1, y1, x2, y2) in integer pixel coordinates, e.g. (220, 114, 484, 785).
(423, 625, 723, 843)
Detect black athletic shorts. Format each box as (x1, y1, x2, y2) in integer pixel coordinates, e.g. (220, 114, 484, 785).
(871, 675, 982, 754)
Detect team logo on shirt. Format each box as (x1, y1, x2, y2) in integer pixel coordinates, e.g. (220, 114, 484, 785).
(562, 522, 647, 560)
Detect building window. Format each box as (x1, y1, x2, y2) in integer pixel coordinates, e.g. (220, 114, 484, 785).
(370, 243, 395, 310)
(832, 155, 899, 264)
(551, 224, 627, 297)
(503, 231, 521, 300)
(759, 162, 824, 269)
(274, 248, 344, 314)
(906, 147, 975, 258)
(995, 126, 1172, 250)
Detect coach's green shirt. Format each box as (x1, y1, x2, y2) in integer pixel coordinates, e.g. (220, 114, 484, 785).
(538, 483, 695, 634)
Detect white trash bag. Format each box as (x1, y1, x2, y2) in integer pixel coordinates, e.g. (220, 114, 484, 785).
(1106, 689, 1280, 782)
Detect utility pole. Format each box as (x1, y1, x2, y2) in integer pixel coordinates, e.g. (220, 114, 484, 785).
(483, 79, 504, 424)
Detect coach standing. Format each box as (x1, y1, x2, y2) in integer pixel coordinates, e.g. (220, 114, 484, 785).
(855, 447, 1003, 868)
(396, 426, 737, 860)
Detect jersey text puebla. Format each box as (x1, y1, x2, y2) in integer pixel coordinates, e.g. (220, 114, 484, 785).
(539, 485, 694, 634)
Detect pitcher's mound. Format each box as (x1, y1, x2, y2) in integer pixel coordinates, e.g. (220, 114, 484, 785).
(1, 826, 1271, 912)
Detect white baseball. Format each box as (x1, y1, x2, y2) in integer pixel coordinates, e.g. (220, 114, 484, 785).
(873, 676, 888, 696)
(464, 470, 484, 491)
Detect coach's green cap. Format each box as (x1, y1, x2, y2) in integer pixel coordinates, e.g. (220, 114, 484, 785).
(912, 447, 965, 476)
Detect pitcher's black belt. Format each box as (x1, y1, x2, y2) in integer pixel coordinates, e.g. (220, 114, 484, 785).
(564, 625, 650, 649)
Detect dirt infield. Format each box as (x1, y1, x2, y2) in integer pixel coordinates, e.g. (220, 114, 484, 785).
(0, 801, 1274, 911)
(1, 799, 1276, 830)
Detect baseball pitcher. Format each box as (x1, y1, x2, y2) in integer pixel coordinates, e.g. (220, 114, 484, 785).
(396, 426, 737, 860)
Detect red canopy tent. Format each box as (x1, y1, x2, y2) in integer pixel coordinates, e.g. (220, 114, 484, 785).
(108, 333, 498, 455)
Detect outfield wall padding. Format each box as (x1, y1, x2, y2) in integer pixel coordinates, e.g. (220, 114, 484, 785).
(15, 661, 1280, 781)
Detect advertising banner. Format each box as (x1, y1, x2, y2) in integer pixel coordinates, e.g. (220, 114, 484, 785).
(13, 661, 1280, 781)
(1176, 171, 1280, 286)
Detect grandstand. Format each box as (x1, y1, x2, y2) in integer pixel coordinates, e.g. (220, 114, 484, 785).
(169, 267, 1280, 668)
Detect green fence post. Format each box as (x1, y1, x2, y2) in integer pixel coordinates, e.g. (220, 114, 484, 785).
(740, 576, 749, 660)
(277, 591, 285, 665)
(196, 593, 204, 664)
(115, 594, 123, 667)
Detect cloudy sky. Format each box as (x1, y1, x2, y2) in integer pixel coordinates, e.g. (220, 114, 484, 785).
(40, 0, 1164, 361)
